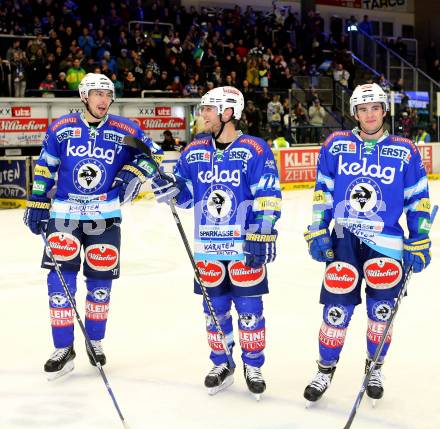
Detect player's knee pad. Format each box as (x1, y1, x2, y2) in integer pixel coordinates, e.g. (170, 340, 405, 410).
(85, 278, 112, 322)
(366, 297, 394, 357)
(47, 270, 77, 328)
(204, 294, 233, 354)
(319, 304, 354, 365)
(203, 294, 232, 319)
(234, 296, 265, 354)
(47, 270, 77, 295)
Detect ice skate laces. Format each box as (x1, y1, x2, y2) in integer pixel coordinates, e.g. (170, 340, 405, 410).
(208, 363, 229, 378)
(88, 340, 104, 355)
(368, 366, 383, 388)
(245, 365, 263, 382)
(309, 370, 332, 392)
(49, 347, 71, 362)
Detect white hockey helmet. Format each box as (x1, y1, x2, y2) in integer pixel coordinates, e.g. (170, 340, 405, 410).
(79, 73, 115, 102)
(349, 83, 389, 116)
(200, 86, 244, 120)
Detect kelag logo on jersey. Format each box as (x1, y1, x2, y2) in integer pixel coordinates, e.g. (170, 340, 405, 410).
(73, 158, 106, 194)
(198, 165, 241, 187)
(380, 145, 411, 163)
(67, 140, 115, 164)
(338, 156, 395, 184)
(186, 150, 211, 164)
(56, 127, 82, 142)
(329, 140, 356, 155)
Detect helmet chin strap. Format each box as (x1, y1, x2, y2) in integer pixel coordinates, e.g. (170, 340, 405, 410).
(212, 113, 233, 141)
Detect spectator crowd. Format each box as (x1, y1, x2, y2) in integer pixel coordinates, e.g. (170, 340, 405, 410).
(0, 1, 437, 144)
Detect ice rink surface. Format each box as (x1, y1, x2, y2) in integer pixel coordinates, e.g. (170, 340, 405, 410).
(1, 183, 440, 429)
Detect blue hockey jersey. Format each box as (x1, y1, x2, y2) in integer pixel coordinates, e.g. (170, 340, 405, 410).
(32, 112, 161, 220)
(173, 133, 282, 261)
(313, 129, 431, 260)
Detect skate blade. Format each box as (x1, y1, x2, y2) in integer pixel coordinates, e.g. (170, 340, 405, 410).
(305, 400, 314, 409)
(46, 360, 74, 381)
(252, 393, 262, 401)
(370, 398, 380, 408)
(207, 375, 234, 396)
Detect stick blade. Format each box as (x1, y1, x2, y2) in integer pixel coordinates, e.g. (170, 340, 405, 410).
(123, 135, 151, 156)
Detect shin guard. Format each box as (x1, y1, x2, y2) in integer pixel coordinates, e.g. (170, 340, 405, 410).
(234, 296, 265, 368)
(203, 294, 234, 366)
(319, 303, 354, 366)
(366, 296, 394, 362)
(47, 270, 77, 348)
(85, 278, 112, 341)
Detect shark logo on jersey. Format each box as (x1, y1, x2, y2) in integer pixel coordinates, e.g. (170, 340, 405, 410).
(79, 165, 99, 186)
(209, 192, 226, 215)
(202, 184, 237, 223)
(346, 178, 382, 217)
(73, 158, 106, 194)
(352, 185, 372, 209)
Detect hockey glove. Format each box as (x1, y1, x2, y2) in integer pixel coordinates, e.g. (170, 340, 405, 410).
(304, 226, 335, 262)
(403, 236, 431, 273)
(113, 156, 157, 204)
(23, 195, 51, 235)
(243, 231, 278, 268)
(151, 172, 180, 204)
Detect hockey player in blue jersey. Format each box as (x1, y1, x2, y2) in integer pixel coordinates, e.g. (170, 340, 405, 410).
(303, 83, 432, 403)
(23, 73, 162, 380)
(151, 86, 281, 398)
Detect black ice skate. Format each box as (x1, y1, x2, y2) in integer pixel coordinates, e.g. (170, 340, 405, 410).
(86, 340, 106, 366)
(304, 362, 336, 406)
(204, 362, 234, 395)
(365, 358, 384, 406)
(44, 346, 76, 381)
(243, 363, 266, 400)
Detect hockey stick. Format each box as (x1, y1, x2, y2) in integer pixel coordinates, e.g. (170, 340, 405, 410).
(41, 231, 130, 429)
(123, 135, 236, 369)
(343, 204, 438, 429)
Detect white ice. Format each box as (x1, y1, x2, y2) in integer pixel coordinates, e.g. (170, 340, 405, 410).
(1, 183, 440, 429)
